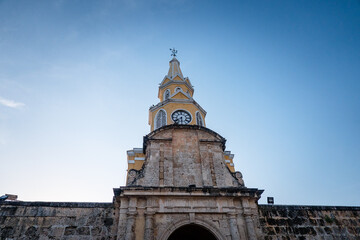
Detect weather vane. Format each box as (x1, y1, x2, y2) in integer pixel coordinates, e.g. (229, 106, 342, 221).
(170, 48, 178, 57)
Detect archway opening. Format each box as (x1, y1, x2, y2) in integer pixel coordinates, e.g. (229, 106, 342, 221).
(168, 224, 217, 240)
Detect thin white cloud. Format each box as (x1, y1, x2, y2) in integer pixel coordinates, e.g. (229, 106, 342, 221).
(0, 96, 25, 108)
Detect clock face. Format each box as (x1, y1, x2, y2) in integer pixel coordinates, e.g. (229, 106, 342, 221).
(171, 110, 192, 125)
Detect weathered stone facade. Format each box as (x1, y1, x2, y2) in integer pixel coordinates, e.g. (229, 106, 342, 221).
(113, 186, 263, 240)
(114, 124, 263, 239)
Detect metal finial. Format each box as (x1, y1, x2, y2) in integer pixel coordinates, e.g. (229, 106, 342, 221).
(170, 48, 178, 57)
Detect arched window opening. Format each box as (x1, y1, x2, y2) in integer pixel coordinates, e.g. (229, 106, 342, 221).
(175, 87, 182, 92)
(164, 89, 170, 100)
(196, 112, 204, 126)
(168, 224, 217, 240)
(155, 109, 167, 129)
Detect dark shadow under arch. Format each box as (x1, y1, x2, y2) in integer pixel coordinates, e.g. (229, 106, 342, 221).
(168, 224, 217, 240)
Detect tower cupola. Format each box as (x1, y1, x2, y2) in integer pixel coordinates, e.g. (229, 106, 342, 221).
(167, 57, 183, 79)
(149, 50, 206, 131)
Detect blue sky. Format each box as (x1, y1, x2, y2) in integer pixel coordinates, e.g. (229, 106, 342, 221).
(0, 0, 359, 205)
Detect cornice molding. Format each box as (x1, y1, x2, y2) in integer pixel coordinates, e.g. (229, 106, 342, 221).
(149, 98, 207, 116)
(114, 186, 264, 198)
(159, 78, 194, 92)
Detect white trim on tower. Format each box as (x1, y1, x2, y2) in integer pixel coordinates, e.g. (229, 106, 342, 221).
(195, 111, 204, 126)
(163, 89, 170, 101)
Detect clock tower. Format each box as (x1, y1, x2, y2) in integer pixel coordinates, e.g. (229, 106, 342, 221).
(126, 52, 239, 174)
(114, 51, 264, 240)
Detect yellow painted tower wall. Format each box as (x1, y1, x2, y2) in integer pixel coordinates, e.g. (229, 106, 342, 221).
(149, 104, 206, 131)
(158, 81, 194, 101)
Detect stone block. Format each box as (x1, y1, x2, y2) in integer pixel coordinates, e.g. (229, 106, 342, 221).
(64, 226, 76, 236)
(50, 226, 64, 238)
(76, 226, 90, 235)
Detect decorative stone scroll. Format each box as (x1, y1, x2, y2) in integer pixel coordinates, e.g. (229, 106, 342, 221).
(126, 168, 144, 186)
(232, 171, 245, 186)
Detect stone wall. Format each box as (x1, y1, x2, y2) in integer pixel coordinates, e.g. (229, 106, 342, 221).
(259, 204, 360, 240)
(2, 200, 360, 239)
(0, 201, 117, 240)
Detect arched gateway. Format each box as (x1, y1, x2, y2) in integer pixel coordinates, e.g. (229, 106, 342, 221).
(158, 218, 226, 240)
(168, 224, 217, 240)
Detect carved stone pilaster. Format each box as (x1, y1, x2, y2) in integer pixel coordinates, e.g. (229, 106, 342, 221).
(227, 213, 240, 239)
(116, 198, 129, 240)
(144, 211, 155, 240)
(244, 213, 256, 240)
(236, 209, 248, 240)
(125, 212, 137, 240)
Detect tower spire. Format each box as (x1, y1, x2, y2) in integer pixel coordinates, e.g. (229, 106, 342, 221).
(167, 48, 183, 78)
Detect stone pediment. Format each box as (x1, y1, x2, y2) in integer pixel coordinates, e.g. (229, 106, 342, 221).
(171, 90, 190, 100)
(126, 125, 244, 188)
